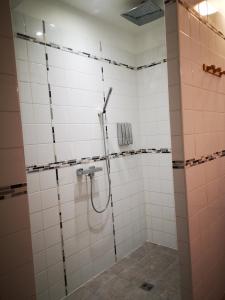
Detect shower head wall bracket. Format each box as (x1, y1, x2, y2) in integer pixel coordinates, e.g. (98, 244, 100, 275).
(98, 87, 113, 116)
(102, 87, 113, 114)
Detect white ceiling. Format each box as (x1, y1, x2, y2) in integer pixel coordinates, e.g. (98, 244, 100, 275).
(59, 0, 159, 33)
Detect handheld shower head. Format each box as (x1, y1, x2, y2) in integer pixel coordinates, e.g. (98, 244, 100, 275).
(102, 87, 113, 114)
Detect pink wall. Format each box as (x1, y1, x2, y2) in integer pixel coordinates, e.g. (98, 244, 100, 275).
(166, 0, 225, 299)
(0, 1, 35, 299)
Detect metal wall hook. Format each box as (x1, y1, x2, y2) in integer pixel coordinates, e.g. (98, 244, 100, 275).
(203, 64, 225, 78)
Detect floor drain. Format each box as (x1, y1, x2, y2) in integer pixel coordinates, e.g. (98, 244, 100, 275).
(140, 282, 154, 291)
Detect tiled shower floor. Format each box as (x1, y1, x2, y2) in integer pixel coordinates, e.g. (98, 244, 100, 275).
(67, 242, 181, 300)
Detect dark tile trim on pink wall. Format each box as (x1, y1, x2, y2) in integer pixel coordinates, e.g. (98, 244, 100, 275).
(0, 183, 27, 200)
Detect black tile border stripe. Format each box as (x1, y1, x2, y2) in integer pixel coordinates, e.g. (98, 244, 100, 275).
(137, 58, 167, 70)
(26, 148, 172, 173)
(0, 183, 27, 200)
(15, 32, 167, 72)
(173, 150, 225, 169)
(172, 161, 185, 169)
(25, 145, 225, 171)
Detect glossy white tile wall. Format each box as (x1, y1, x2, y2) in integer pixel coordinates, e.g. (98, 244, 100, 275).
(100, 44, 146, 259)
(48, 47, 104, 161)
(14, 35, 54, 167)
(13, 12, 145, 298)
(13, 15, 61, 300)
(110, 156, 145, 259)
(27, 171, 64, 300)
(12, 3, 176, 298)
(137, 26, 177, 249)
(57, 160, 115, 293)
(14, 0, 136, 56)
(14, 22, 65, 299)
(140, 153, 177, 248)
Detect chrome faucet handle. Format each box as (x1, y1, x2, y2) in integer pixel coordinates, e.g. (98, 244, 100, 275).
(76, 166, 103, 177)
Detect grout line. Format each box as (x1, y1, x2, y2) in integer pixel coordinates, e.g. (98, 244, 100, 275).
(42, 20, 68, 297)
(56, 168, 68, 296)
(15, 32, 167, 72)
(100, 40, 118, 262)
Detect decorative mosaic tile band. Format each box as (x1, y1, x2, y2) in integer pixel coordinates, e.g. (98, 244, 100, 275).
(0, 183, 27, 200)
(186, 150, 225, 167)
(178, 0, 225, 42)
(16, 33, 167, 72)
(173, 150, 225, 169)
(172, 161, 185, 169)
(137, 58, 167, 70)
(26, 148, 172, 173)
(26, 147, 225, 171)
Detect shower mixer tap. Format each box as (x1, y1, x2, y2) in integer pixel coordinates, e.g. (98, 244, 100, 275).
(76, 166, 103, 177)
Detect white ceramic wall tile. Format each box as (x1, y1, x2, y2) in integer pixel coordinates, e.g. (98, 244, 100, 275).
(30, 63, 48, 84)
(30, 211, 43, 234)
(31, 83, 49, 105)
(32, 231, 45, 254)
(14, 38, 27, 61)
(47, 261, 64, 286)
(46, 243, 63, 267)
(16, 59, 30, 82)
(12, 11, 26, 35)
(28, 191, 42, 213)
(18, 81, 32, 103)
(27, 42, 46, 65)
(13, 7, 176, 299)
(137, 45, 176, 249)
(44, 225, 61, 248)
(43, 206, 60, 229)
(35, 270, 49, 294)
(33, 250, 47, 274)
(24, 15, 43, 38)
(37, 290, 50, 300)
(49, 280, 65, 300)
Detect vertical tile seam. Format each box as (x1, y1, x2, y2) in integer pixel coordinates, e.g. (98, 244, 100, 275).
(42, 20, 68, 296)
(100, 40, 117, 262)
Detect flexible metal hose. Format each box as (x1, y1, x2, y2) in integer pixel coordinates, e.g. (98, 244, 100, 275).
(89, 113, 111, 213)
